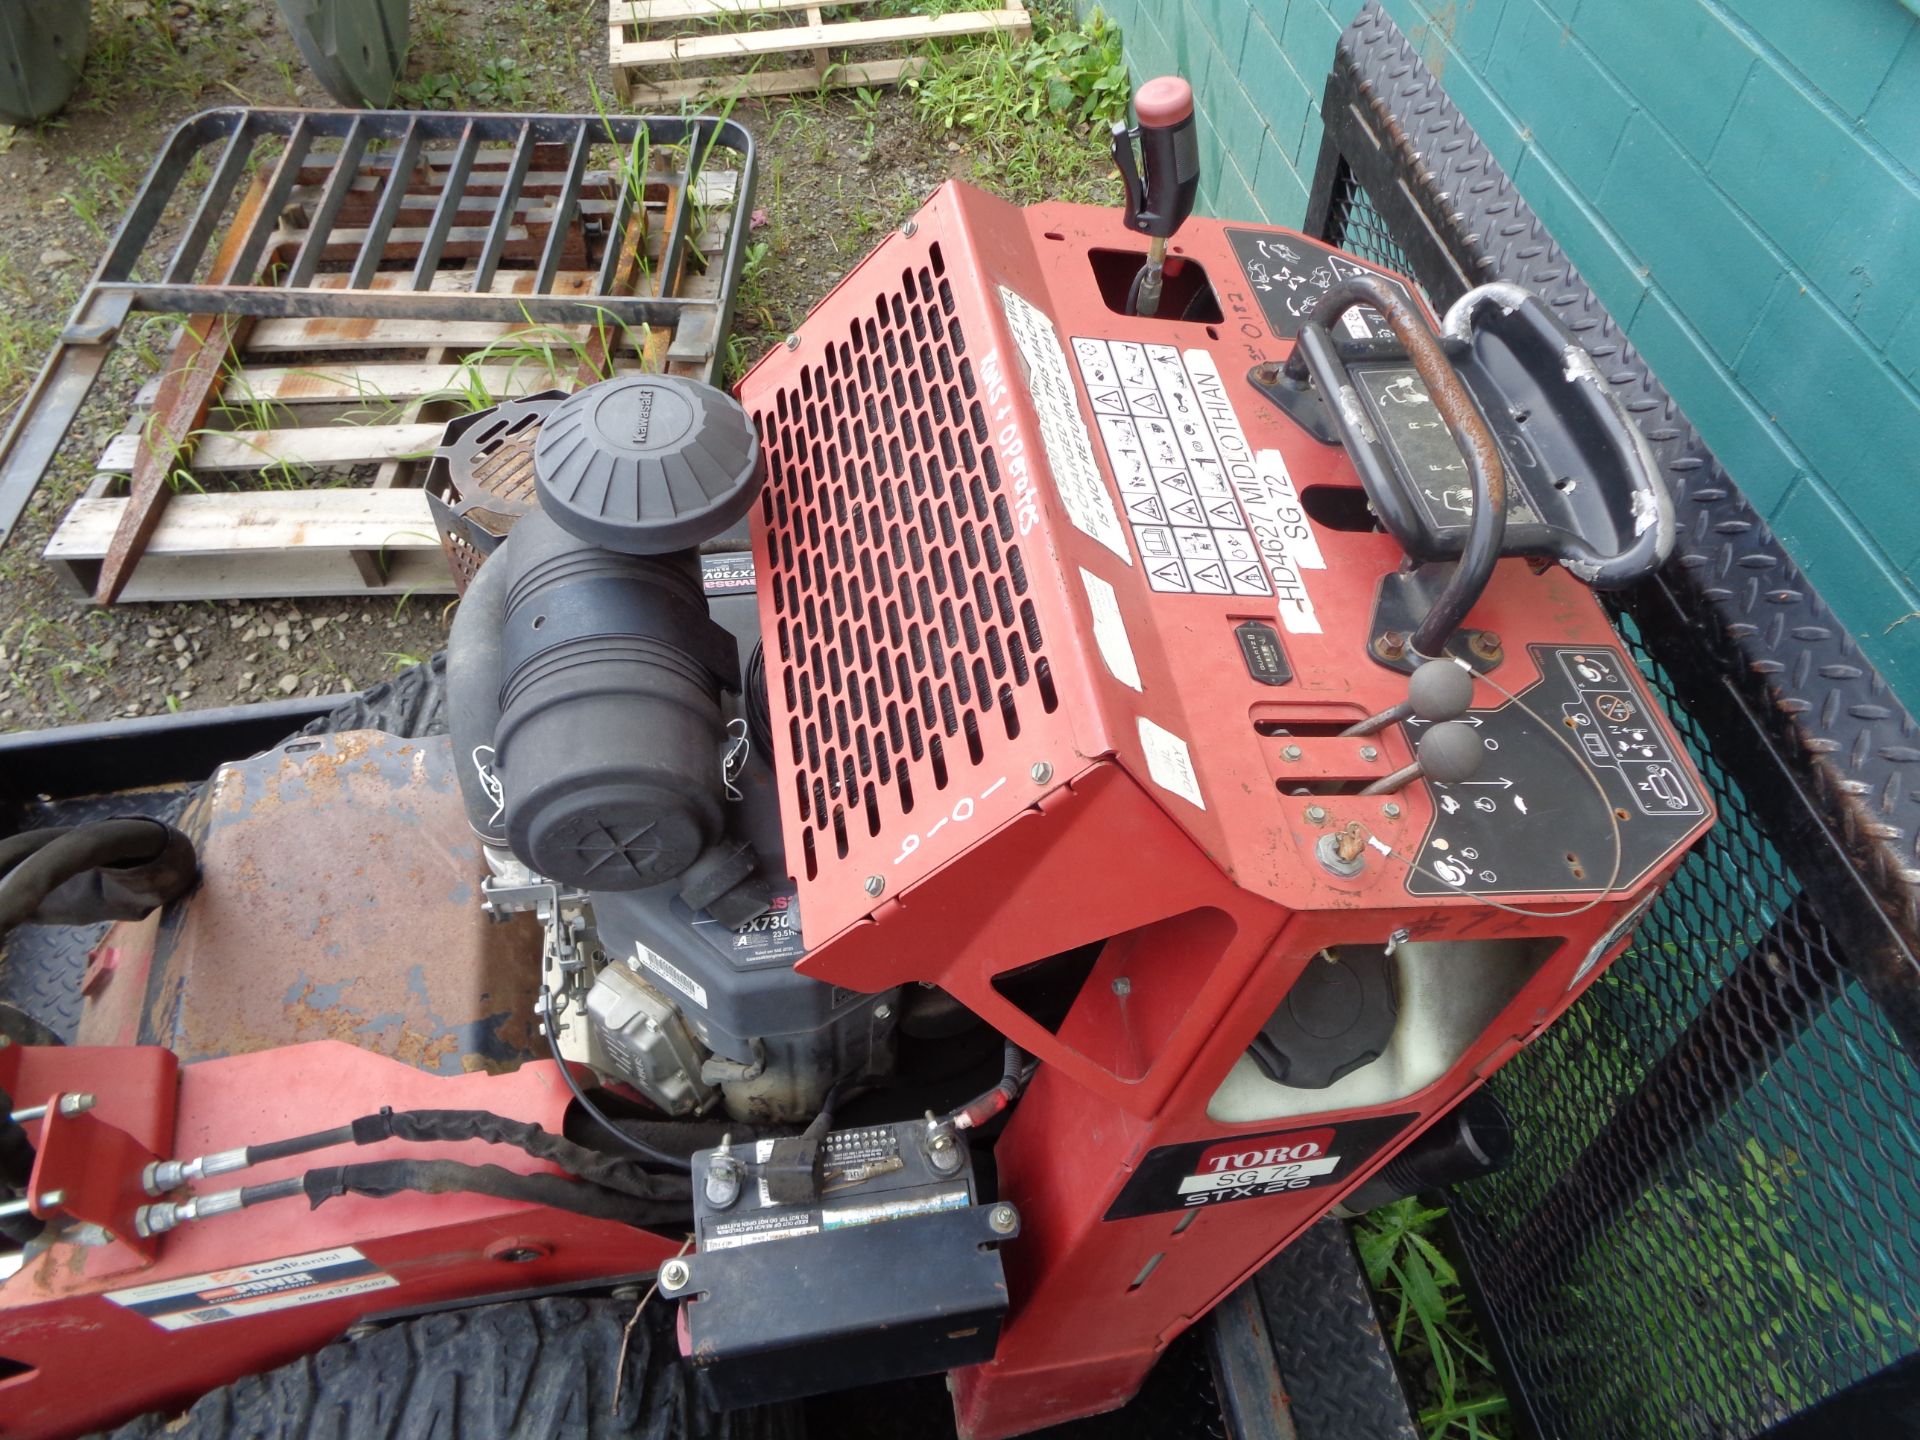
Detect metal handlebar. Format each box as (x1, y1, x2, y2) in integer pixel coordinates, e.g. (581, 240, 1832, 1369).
(1284, 274, 1509, 657)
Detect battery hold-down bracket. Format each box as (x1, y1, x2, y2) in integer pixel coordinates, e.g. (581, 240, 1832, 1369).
(663, 1118, 1016, 1408)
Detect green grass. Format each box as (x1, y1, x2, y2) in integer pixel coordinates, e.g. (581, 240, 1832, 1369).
(0, 611, 118, 720)
(396, 57, 534, 112)
(1355, 1199, 1513, 1440)
(904, 1, 1129, 205)
(0, 255, 59, 420)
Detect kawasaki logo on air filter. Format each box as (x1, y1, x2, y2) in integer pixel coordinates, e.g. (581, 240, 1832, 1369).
(1104, 1113, 1416, 1219)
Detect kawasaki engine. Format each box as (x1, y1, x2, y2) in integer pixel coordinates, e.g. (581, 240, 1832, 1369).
(445, 375, 897, 1125)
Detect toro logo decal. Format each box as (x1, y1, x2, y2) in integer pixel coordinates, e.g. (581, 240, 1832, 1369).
(1179, 1128, 1339, 1203)
(1103, 1113, 1416, 1221)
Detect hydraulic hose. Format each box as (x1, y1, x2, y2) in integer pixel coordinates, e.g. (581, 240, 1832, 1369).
(138, 1159, 692, 1236)
(303, 1158, 687, 1225)
(0, 818, 197, 937)
(145, 1106, 689, 1198)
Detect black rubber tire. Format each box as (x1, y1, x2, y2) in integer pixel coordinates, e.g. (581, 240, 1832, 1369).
(106, 1295, 800, 1440)
(275, 0, 409, 108)
(301, 652, 449, 740)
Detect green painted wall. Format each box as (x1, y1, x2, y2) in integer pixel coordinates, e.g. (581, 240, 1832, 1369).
(1089, 0, 1920, 697)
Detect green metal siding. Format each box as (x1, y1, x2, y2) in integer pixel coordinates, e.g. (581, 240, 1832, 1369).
(1089, 0, 1920, 697)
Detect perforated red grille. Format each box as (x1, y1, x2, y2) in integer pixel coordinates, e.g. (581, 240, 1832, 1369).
(754, 244, 1058, 879)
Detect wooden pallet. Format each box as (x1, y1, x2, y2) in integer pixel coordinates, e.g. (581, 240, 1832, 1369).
(43, 166, 741, 604)
(609, 0, 1029, 104)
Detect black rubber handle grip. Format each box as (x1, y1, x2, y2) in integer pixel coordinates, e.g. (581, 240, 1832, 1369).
(1110, 76, 1199, 240)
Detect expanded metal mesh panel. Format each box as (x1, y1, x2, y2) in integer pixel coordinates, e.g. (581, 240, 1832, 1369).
(1324, 168, 1418, 301)
(753, 246, 1058, 879)
(1330, 181, 1920, 1439)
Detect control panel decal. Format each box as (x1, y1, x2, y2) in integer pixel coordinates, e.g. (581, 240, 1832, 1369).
(997, 286, 1132, 564)
(1068, 336, 1322, 632)
(1349, 363, 1538, 532)
(1555, 649, 1705, 819)
(1224, 229, 1419, 340)
(1407, 645, 1706, 897)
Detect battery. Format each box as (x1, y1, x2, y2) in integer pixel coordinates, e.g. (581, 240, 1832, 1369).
(667, 1117, 1017, 1407)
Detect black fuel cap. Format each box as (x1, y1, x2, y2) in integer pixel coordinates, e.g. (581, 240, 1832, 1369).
(1247, 945, 1398, 1089)
(532, 374, 763, 554)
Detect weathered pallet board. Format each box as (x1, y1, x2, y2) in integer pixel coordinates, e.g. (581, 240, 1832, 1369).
(46, 320, 645, 600)
(610, 0, 1028, 103)
(137, 361, 580, 409)
(45, 491, 451, 602)
(95, 424, 445, 475)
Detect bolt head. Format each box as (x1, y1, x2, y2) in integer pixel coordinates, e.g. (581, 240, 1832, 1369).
(902, 219, 919, 237)
(1383, 802, 1402, 819)
(495, 1246, 542, 1263)
(1030, 761, 1053, 784)
(1304, 804, 1328, 825)
(1282, 744, 1302, 761)
(660, 1258, 691, 1292)
(1111, 976, 1131, 996)
(863, 874, 885, 898)
(989, 1204, 1018, 1235)
(874, 1003, 892, 1021)
(784, 334, 801, 350)
(1359, 745, 1379, 761)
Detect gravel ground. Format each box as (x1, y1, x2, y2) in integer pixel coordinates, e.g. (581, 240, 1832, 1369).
(0, 0, 964, 733)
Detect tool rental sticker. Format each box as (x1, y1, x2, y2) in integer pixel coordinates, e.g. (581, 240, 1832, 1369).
(106, 1246, 397, 1330)
(1104, 1114, 1414, 1219)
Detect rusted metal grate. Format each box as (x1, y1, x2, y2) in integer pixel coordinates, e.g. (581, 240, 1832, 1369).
(0, 108, 756, 549)
(752, 245, 1057, 879)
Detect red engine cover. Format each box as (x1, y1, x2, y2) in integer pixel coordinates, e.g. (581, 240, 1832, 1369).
(740, 181, 1712, 1437)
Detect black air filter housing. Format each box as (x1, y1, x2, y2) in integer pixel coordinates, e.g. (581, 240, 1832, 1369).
(533, 374, 762, 554)
(491, 375, 766, 906)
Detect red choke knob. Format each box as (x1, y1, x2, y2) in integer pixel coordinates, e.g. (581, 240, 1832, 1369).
(1134, 75, 1194, 128)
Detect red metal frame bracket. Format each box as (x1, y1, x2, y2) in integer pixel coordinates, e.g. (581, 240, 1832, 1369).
(27, 1104, 165, 1260)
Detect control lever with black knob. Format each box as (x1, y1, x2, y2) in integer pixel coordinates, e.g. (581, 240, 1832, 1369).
(1360, 720, 1485, 796)
(1342, 658, 1474, 738)
(1110, 76, 1199, 317)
